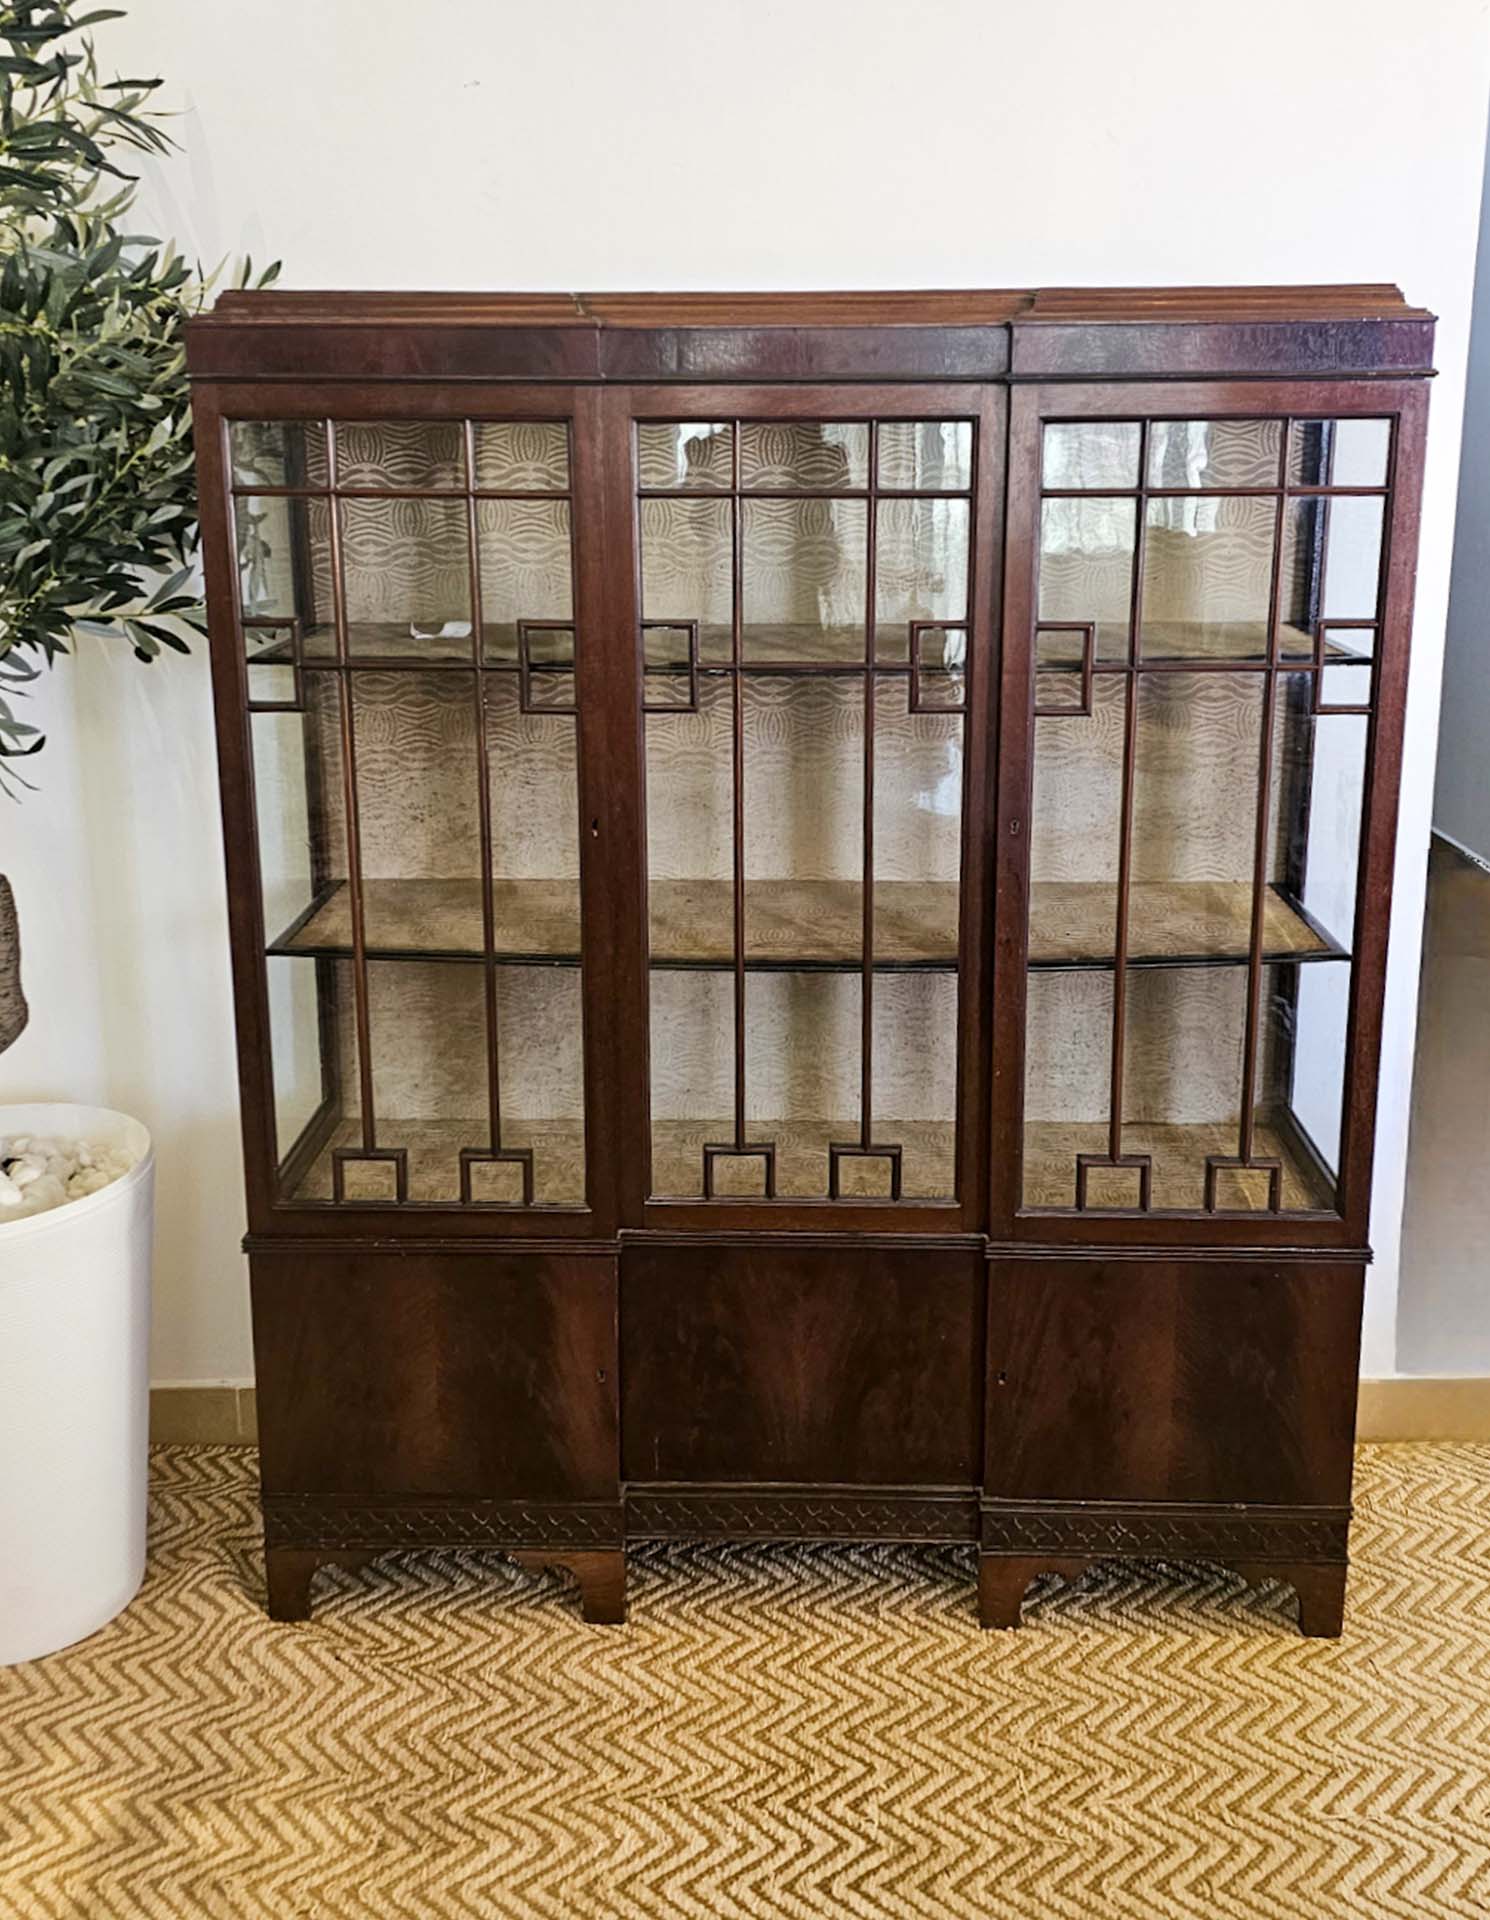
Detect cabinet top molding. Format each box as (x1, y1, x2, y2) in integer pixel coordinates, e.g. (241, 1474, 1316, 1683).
(186, 284, 1435, 383)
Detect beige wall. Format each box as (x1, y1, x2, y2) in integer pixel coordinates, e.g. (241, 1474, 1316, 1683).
(1, 0, 1487, 1380)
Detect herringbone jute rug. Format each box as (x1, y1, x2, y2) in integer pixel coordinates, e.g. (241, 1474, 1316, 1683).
(3, 1446, 1489, 1918)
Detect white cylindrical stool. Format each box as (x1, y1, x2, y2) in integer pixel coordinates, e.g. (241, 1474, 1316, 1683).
(0, 1103, 154, 1665)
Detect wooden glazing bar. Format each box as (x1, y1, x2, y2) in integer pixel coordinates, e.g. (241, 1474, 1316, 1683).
(1106, 420, 1149, 1167)
(731, 418, 747, 1149)
(463, 419, 505, 1160)
(323, 422, 378, 1155)
(1038, 484, 1387, 501)
(230, 486, 572, 504)
(861, 422, 879, 1150)
(1236, 425, 1292, 1170)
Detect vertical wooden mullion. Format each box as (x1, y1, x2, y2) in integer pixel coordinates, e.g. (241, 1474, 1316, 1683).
(731, 420, 747, 1150)
(463, 419, 503, 1156)
(860, 422, 879, 1149)
(1237, 423, 1292, 1169)
(1106, 420, 1149, 1164)
(325, 422, 377, 1152)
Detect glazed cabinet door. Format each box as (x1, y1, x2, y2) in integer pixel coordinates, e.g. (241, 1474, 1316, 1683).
(614, 386, 1003, 1231)
(198, 388, 622, 1235)
(993, 380, 1427, 1247)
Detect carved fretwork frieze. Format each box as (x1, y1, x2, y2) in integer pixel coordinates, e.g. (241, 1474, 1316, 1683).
(261, 1497, 625, 1552)
(979, 1500, 1351, 1563)
(625, 1484, 980, 1542)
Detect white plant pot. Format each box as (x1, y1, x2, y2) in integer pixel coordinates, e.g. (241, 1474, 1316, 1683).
(0, 1103, 154, 1665)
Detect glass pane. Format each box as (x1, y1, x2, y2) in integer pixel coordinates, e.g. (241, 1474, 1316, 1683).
(1043, 421, 1140, 490)
(640, 496, 733, 663)
(637, 423, 732, 491)
(486, 669, 583, 958)
(333, 421, 464, 489)
(265, 955, 333, 1172)
(873, 675, 961, 962)
(1279, 493, 1384, 646)
(745, 973, 862, 1196)
(472, 422, 569, 492)
(740, 421, 868, 490)
(1322, 496, 1386, 618)
(1140, 495, 1275, 660)
(874, 499, 969, 663)
(349, 670, 482, 953)
(340, 497, 471, 659)
(877, 421, 973, 492)
(872, 976, 957, 1196)
(475, 499, 572, 663)
(1038, 497, 1136, 661)
(1288, 418, 1390, 488)
(1271, 680, 1368, 951)
(361, 959, 487, 1202)
(741, 498, 867, 664)
(1276, 959, 1351, 1196)
(1120, 966, 1246, 1210)
(1147, 419, 1281, 489)
(230, 420, 328, 489)
(1027, 672, 1125, 968)
(235, 495, 335, 657)
(495, 968, 586, 1205)
(744, 674, 864, 958)
(253, 701, 318, 948)
(649, 971, 732, 1198)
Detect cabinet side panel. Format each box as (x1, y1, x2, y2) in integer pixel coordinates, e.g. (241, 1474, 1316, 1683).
(252, 1248, 618, 1501)
(986, 1257, 1362, 1506)
(621, 1245, 983, 1485)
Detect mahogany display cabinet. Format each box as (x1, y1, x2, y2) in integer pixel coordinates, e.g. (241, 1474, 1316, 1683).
(186, 286, 1433, 1635)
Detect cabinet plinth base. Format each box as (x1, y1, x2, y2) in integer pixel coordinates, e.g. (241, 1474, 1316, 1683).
(263, 1544, 628, 1625)
(510, 1549, 627, 1623)
(977, 1552, 1348, 1637)
(265, 1547, 377, 1622)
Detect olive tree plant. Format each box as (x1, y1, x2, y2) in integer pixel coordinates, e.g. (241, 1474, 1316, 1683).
(0, 0, 274, 1051)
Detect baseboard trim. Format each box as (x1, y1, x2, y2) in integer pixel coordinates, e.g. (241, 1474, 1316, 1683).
(150, 1385, 258, 1444)
(147, 1377, 1490, 1448)
(1356, 1377, 1490, 1441)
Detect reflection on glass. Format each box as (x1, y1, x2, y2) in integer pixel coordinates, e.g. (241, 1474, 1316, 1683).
(1038, 496, 1136, 660)
(640, 496, 732, 661)
(740, 421, 868, 490)
(741, 498, 867, 663)
(230, 420, 328, 489)
(637, 423, 732, 490)
(1287, 418, 1390, 488)
(1140, 495, 1275, 660)
(875, 499, 969, 662)
(1043, 421, 1140, 489)
(878, 421, 973, 491)
(1147, 418, 1280, 489)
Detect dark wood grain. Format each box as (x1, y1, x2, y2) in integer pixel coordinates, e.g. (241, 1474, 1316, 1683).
(621, 1244, 983, 1486)
(985, 1257, 1363, 1506)
(251, 1247, 619, 1503)
(188, 289, 1431, 1632)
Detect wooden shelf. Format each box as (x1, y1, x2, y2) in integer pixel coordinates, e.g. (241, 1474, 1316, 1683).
(287, 1116, 958, 1205)
(288, 1113, 1333, 1211)
(271, 875, 1335, 971)
(1023, 1119, 1334, 1212)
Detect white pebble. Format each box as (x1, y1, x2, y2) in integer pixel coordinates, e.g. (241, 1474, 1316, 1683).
(0, 1132, 137, 1221)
